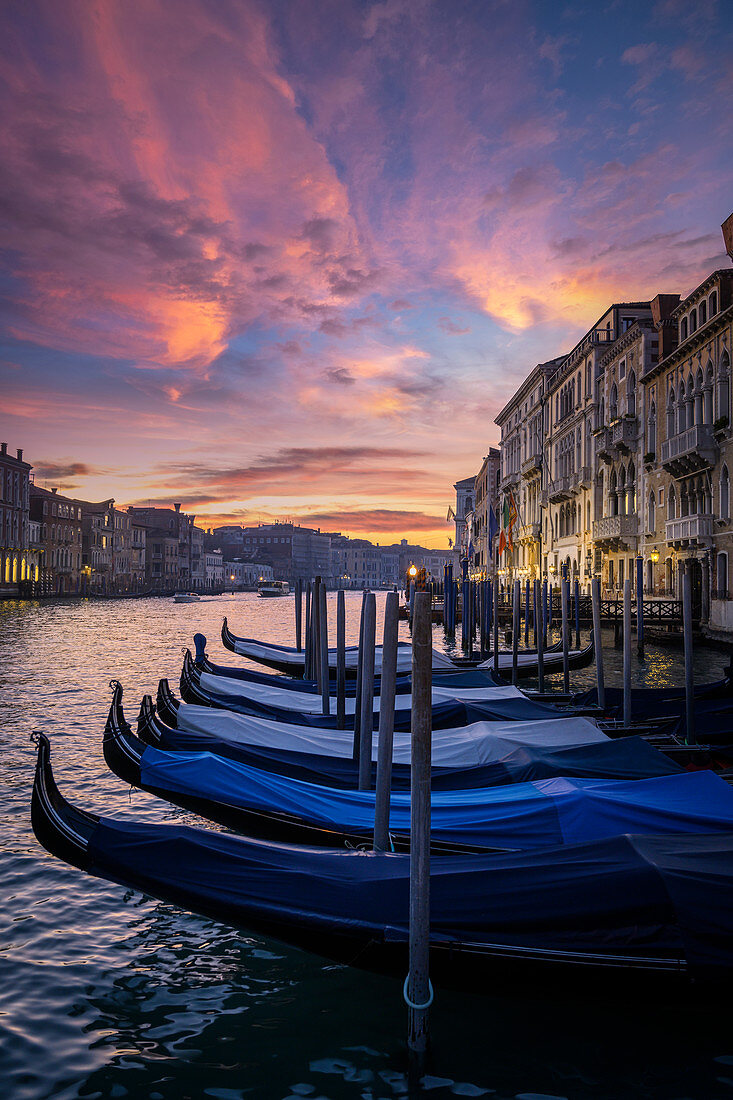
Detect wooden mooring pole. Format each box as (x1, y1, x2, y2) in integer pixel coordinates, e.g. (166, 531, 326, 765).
(524, 580, 530, 647)
(407, 589, 432, 1074)
(493, 574, 500, 677)
(374, 590, 399, 851)
(591, 576, 605, 711)
(534, 579, 544, 693)
(295, 578, 303, 652)
(310, 580, 319, 690)
(574, 578, 581, 650)
(683, 564, 696, 745)
(512, 579, 520, 686)
(318, 580, 330, 717)
(561, 577, 570, 694)
(358, 592, 377, 790)
(352, 590, 367, 763)
(623, 577, 632, 728)
(636, 555, 645, 659)
(304, 582, 312, 681)
(336, 589, 346, 730)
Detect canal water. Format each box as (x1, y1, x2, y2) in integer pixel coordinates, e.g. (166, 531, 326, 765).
(2, 592, 733, 1100)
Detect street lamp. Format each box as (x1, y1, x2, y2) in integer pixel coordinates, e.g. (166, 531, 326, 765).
(650, 549, 660, 563)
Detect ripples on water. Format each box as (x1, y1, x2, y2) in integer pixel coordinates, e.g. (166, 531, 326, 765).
(1, 592, 733, 1099)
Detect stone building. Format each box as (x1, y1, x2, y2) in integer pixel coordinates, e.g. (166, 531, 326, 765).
(473, 447, 501, 574)
(79, 499, 115, 592)
(495, 360, 561, 582)
(453, 475, 475, 567)
(30, 485, 84, 594)
(130, 521, 146, 590)
(0, 443, 31, 592)
(592, 297, 679, 595)
(205, 549, 225, 590)
(643, 267, 733, 630)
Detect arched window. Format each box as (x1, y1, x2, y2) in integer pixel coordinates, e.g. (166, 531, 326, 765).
(681, 317, 688, 341)
(648, 491, 656, 532)
(710, 291, 718, 316)
(668, 484, 676, 520)
(718, 351, 730, 423)
(610, 468, 618, 516)
(667, 387, 675, 437)
(627, 370, 636, 416)
(705, 363, 714, 424)
(610, 383, 618, 420)
(648, 401, 656, 454)
(699, 300, 707, 325)
(628, 462, 636, 513)
(690, 308, 697, 333)
(722, 465, 730, 520)
(717, 552, 729, 599)
(677, 382, 687, 434)
(694, 368, 704, 424)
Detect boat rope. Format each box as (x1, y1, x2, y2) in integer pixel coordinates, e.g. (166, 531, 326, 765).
(402, 975, 434, 1011)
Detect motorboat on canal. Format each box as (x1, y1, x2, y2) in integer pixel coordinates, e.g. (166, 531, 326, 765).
(173, 592, 200, 603)
(257, 580, 290, 597)
(32, 731, 733, 985)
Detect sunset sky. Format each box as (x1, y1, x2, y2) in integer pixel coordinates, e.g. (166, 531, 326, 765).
(1, 0, 732, 546)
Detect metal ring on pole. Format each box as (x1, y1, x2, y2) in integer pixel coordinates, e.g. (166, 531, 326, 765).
(402, 975, 434, 1010)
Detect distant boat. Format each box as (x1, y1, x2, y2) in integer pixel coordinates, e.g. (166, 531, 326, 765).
(173, 592, 200, 603)
(257, 580, 290, 598)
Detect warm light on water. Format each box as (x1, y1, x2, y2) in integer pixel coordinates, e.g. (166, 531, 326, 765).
(1, 592, 733, 1099)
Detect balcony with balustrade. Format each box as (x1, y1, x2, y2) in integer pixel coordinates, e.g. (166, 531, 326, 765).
(593, 426, 612, 462)
(521, 450, 542, 479)
(660, 424, 718, 477)
(517, 522, 541, 543)
(610, 416, 637, 453)
(665, 514, 714, 547)
(547, 475, 573, 502)
(592, 513, 639, 549)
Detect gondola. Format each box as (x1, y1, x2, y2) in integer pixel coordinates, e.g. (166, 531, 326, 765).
(32, 732, 733, 984)
(192, 632, 563, 696)
(183, 647, 595, 718)
(148, 677, 695, 774)
(104, 692, 733, 854)
(220, 617, 590, 679)
(154, 679, 609, 767)
(179, 652, 579, 728)
(138, 685, 684, 790)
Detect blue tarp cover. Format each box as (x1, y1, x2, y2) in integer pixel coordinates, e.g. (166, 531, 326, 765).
(138, 746, 732, 850)
(153, 722, 682, 790)
(87, 819, 733, 975)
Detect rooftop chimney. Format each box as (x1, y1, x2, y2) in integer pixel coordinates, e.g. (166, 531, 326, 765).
(51, 487, 58, 494)
(0, 443, 6, 455)
(16, 448, 22, 461)
(174, 502, 181, 512)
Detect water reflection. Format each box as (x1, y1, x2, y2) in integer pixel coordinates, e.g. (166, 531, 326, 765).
(1, 593, 731, 1100)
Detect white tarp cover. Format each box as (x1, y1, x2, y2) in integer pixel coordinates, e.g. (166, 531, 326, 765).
(198, 670, 528, 714)
(232, 639, 457, 672)
(174, 702, 606, 768)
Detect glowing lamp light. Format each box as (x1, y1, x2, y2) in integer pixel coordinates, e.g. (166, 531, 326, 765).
(650, 549, 660, 563)
(408, 564, 418, 577)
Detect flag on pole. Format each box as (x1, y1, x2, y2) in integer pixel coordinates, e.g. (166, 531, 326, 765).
(446, 505, 456, 522)
(488, 505, 499, 553)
